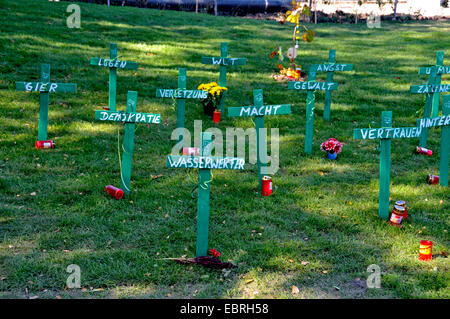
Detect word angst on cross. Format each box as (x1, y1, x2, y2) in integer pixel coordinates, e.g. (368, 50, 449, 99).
(309, 49, 353, 121)
(16, 63, 77, 144)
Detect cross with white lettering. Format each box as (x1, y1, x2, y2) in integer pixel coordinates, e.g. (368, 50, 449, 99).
(288, 67, 338, 154)
(90, 43, 138, 112)
(416, 95, 450, 187)
(95, 91, 161, 195)
(166, 132, 245, 257)
(16, 64, 77, 146)
(410, 51, 449, 147)
(155, 68, 207, 142)
(353, 111, 423, 219)
(201, 42, 246, 112)
(309, 49, 353, 121)
(227, 89, 291, 190)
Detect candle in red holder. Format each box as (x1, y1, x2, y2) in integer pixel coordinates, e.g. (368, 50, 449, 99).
(419, 240, 433, 261)
(213, 110, 221, 123)
(394, 200, 408, 219)
(427, 174, 439, 184)
(389, 206, 404, 226)
(261, 176, 272, 196)
(416, 146, 432, 156)
(104, 185, 124, 200)
(35, 140, 55, 149)
(182, 147, 199, 156)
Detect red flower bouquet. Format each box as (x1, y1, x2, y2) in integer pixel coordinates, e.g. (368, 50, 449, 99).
(208, 248, 221, 259)
(320, 138, 343, 154)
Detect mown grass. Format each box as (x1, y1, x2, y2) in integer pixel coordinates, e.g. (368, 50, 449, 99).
(0, 0, 449, 299)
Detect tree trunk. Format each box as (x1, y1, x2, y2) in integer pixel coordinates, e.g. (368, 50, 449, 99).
(196, 0, 199, 13)
(214, 0, 218, 16)
(309, 0, 313, 23)
(393, 0, 398, 20)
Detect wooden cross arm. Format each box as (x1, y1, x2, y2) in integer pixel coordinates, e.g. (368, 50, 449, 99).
(90, 57, 138, 70)
(228, 104, 291, 117)
(16, 82, 76, 93)
(418, 66, 450, 75)
(95, 110, 161, 124)
(353, 126, 423, 140)
(410, 84, 450, 94)
(155, 88, 208, 99)
(288, 81, 338, 91)
(416, 114, 450, 129)
(167, 155, 245, 170)
(201, 57, 247, 66)
(309, 63, 354, 72)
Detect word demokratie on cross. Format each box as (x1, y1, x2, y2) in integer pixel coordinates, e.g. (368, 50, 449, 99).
(95, 110, 161, 124)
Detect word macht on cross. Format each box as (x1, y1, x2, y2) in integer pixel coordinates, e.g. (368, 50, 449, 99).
(95, 91, 161, 195)
(309, 49, 353, 121)
(201, 42, 246, 112)
(416, 95, 450, 187)
(16, 63, 77, 147)
(227, 89, 291, 190)
(288, 68, 338, 154)
(155, 68, 207, 142)
(353, 111, 423, 220)
(411, 51, 449, 147)
(167, 132, 245, 257)
(90, 43, 138, 112)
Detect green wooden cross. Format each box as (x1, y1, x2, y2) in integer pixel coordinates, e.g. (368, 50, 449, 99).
(201, 42, 246, 112)
(166, 132, 245, 257)
(90, 43, 138, 112)
(16, 63, 77, 142)
(95, 91, 161, 195)
(416, 95, 450, 187)
(155, 68, 207, 142)
(288, 68, 338, 154)
(227, 89, 291, 190)
(309, 49, 353, 121)
(353, 111, 424, 219)
(411, 51, 449, 147)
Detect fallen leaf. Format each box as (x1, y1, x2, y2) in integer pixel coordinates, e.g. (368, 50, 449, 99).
(301, 261, 309, 266)
(29, 296, 38, 299)
(245, 279, 254, 284)
(322, 270, 328, 274)
(288, 259, 294, 263)
(30, 192, 36, 196)
(291, 285, 300, 294)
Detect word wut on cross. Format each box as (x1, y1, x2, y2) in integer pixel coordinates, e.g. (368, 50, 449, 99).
(156, 68, 206, 142)
(416, 95, 450, 187)
(353, 111, 424, 219)
(167, 132, 245, 257)
(288, 68, 338, 154)
(90, 43, 138, 112)
(309, 49, 353, 121)
(201, 42, 246, 112)
(410, 51, 449, 147)
(228, 89, 291, 190)
(16, 64, 77, 146)
(95, 91, 161, 195)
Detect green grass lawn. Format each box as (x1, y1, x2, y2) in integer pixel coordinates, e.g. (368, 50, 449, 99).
(0, 0, 449, 299)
